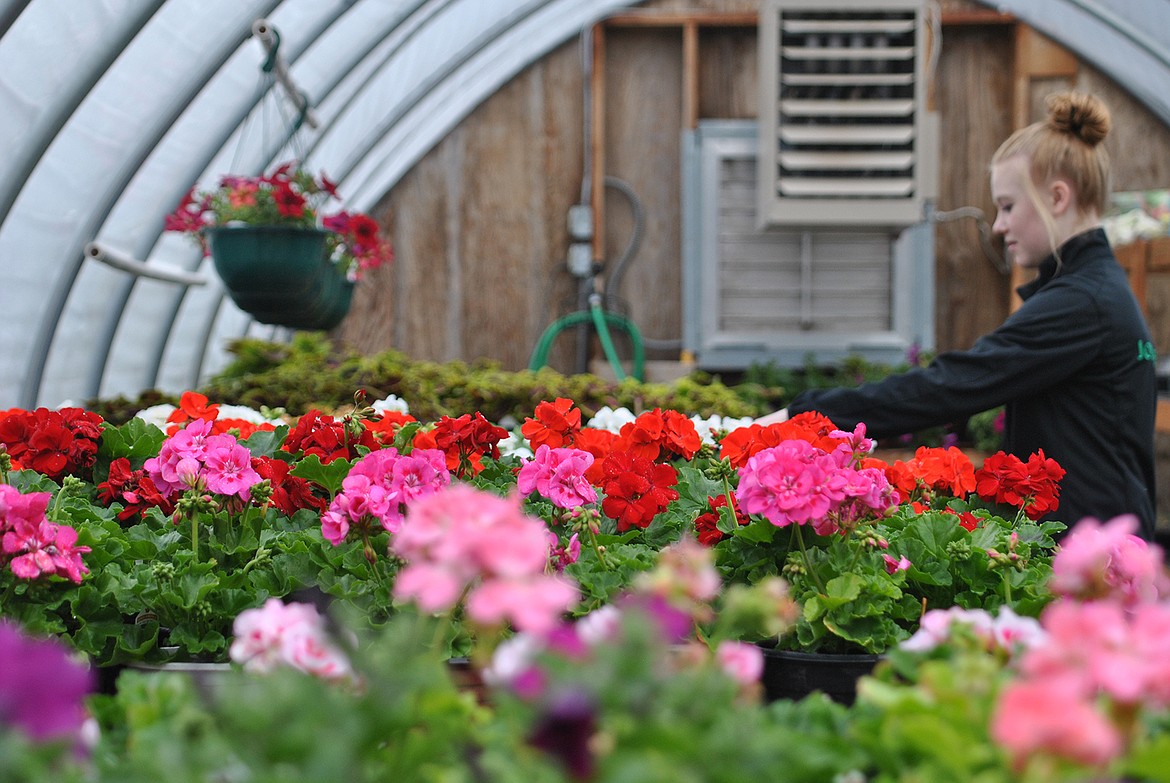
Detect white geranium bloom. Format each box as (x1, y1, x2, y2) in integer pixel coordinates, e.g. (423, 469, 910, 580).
(497, 430, 534, 460)
(691, 413, 755, 444)
(216, 404, 284, 425)
(371, 393, 410, 415)
(586, 405, 636, 433)
(134, 403, 176, 431)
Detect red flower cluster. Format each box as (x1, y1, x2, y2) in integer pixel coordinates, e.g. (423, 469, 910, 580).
(521, 398, 582, 450)
(96, 457, 175, 522)
(718, 411, 839, 469)
(251, 456, 327, 516)
(881, 445, 977, 504)
(615, 408, 702, 462)
(361, 410, 417, 445)
(322, 211, 394, 277)
(596, 450, 679, 532)
(162, 391, 276, 439)
(0, 407, 104, 481)
(694, 493, 750, 546)
(413, 412, 508, 478)
(975, 450, 1066, 520)
(282, 410, 377, 464)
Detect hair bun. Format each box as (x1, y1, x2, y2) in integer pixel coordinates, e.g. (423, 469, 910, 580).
(1046, 91, 1110, 146)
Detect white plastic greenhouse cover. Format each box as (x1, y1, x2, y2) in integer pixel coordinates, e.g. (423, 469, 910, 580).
(1, 0, 1168, 410)
(0, 0, 645, 410)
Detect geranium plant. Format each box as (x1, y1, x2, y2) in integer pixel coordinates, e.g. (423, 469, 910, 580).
(165, 160, 393, 280)
(707, 412, 1063, 654)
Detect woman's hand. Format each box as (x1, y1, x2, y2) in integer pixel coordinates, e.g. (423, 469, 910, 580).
(752, 408, 790, 427)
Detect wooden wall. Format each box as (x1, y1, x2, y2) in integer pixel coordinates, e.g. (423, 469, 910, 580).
(339, 0, 1170, 375)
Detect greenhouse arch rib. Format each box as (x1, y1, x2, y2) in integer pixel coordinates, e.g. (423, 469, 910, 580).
(0, 0, 643, 410)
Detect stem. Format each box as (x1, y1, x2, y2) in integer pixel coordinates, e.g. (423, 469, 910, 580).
(191, 513, 199, 564)
(792, 524, 826, 594)
(585, 524, 611, 571)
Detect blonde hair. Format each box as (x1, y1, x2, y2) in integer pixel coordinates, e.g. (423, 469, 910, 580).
(992, 91, 1112, 216)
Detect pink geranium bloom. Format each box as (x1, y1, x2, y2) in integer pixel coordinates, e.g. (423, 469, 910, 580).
(517, 445, 597, 509)
(466, 574, 579, 635)
(716, 640, 765, 685)
(230, 599, 351, 681)
(201, 435, 261, 499)
(392, 562, 468, 614)
(1050, 515, 1169, 606)
(736, 440, 852, 529)
(882, 553, 911, 574)
(992, 678, 1123, 769)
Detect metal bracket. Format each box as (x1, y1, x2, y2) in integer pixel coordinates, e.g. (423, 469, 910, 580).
(85, 241, 207, 286)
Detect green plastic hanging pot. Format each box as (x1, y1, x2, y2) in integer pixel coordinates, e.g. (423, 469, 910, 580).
(206, 225, 354, 330)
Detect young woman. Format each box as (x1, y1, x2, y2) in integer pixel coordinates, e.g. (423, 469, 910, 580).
(756, 92, 1158, 539)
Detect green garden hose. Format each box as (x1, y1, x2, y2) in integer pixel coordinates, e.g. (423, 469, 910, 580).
(529, 296, 645, 382)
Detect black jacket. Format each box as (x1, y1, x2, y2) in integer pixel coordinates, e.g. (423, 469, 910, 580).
(788, 229, 1157, 539)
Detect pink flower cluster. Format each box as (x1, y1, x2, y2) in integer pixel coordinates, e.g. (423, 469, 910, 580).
(0, 484, 89, 583)
(320, 447, 450, 545)
(735, 437, 896, 534)
(517, 445, 597, 509)
(990, 516, 1170, 771)
(900, 606, 1045, 655)
(1048, 514, 1168, 607)
(229, 598, 352, 681)
(144, 418, 261, 500)
(391, 484, 578, 635)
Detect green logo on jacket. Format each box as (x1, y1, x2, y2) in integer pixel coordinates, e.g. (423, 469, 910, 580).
(1138, 340, 1157, 362)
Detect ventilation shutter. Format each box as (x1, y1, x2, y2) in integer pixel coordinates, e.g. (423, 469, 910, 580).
(758, 0, 938, 227)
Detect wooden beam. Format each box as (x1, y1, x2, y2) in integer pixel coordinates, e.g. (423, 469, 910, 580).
(682, 21, 699, 130)
(590, 23, 606, 264)
(603, 11, 757, 28)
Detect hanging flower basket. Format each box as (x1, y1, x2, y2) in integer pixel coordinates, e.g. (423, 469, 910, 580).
(206, 225, 353, 331)
(165, 161, 393, 332)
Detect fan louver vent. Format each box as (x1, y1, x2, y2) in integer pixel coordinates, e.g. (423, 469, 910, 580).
(758, 0, 937, 227)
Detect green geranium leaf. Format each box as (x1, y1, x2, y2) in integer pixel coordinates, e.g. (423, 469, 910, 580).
(289, 454, 354, 497)
(241, 424, 289, 457)
(99, 417, 167, 464)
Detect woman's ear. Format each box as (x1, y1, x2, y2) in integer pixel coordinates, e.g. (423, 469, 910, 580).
(1048, 178, 1074, 216)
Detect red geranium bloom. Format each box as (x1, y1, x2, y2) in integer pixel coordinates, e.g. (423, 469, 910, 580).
(96, 457, 174, 522)
(166, 390, 220, 429)
(597, 449, 679, 532)
(282, 410, 375, 463)
(251, 456, 326, 516)
(521, 398, 582, 451)
(0, 407, 103, 481)
(693, 493, 749, 546)
(413, 412, 507, 478)
(362, 410, 417, 444)
(974, 450, 1065, 520)
(614, 409, 702, 462)
(574, 427, 618, 484)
